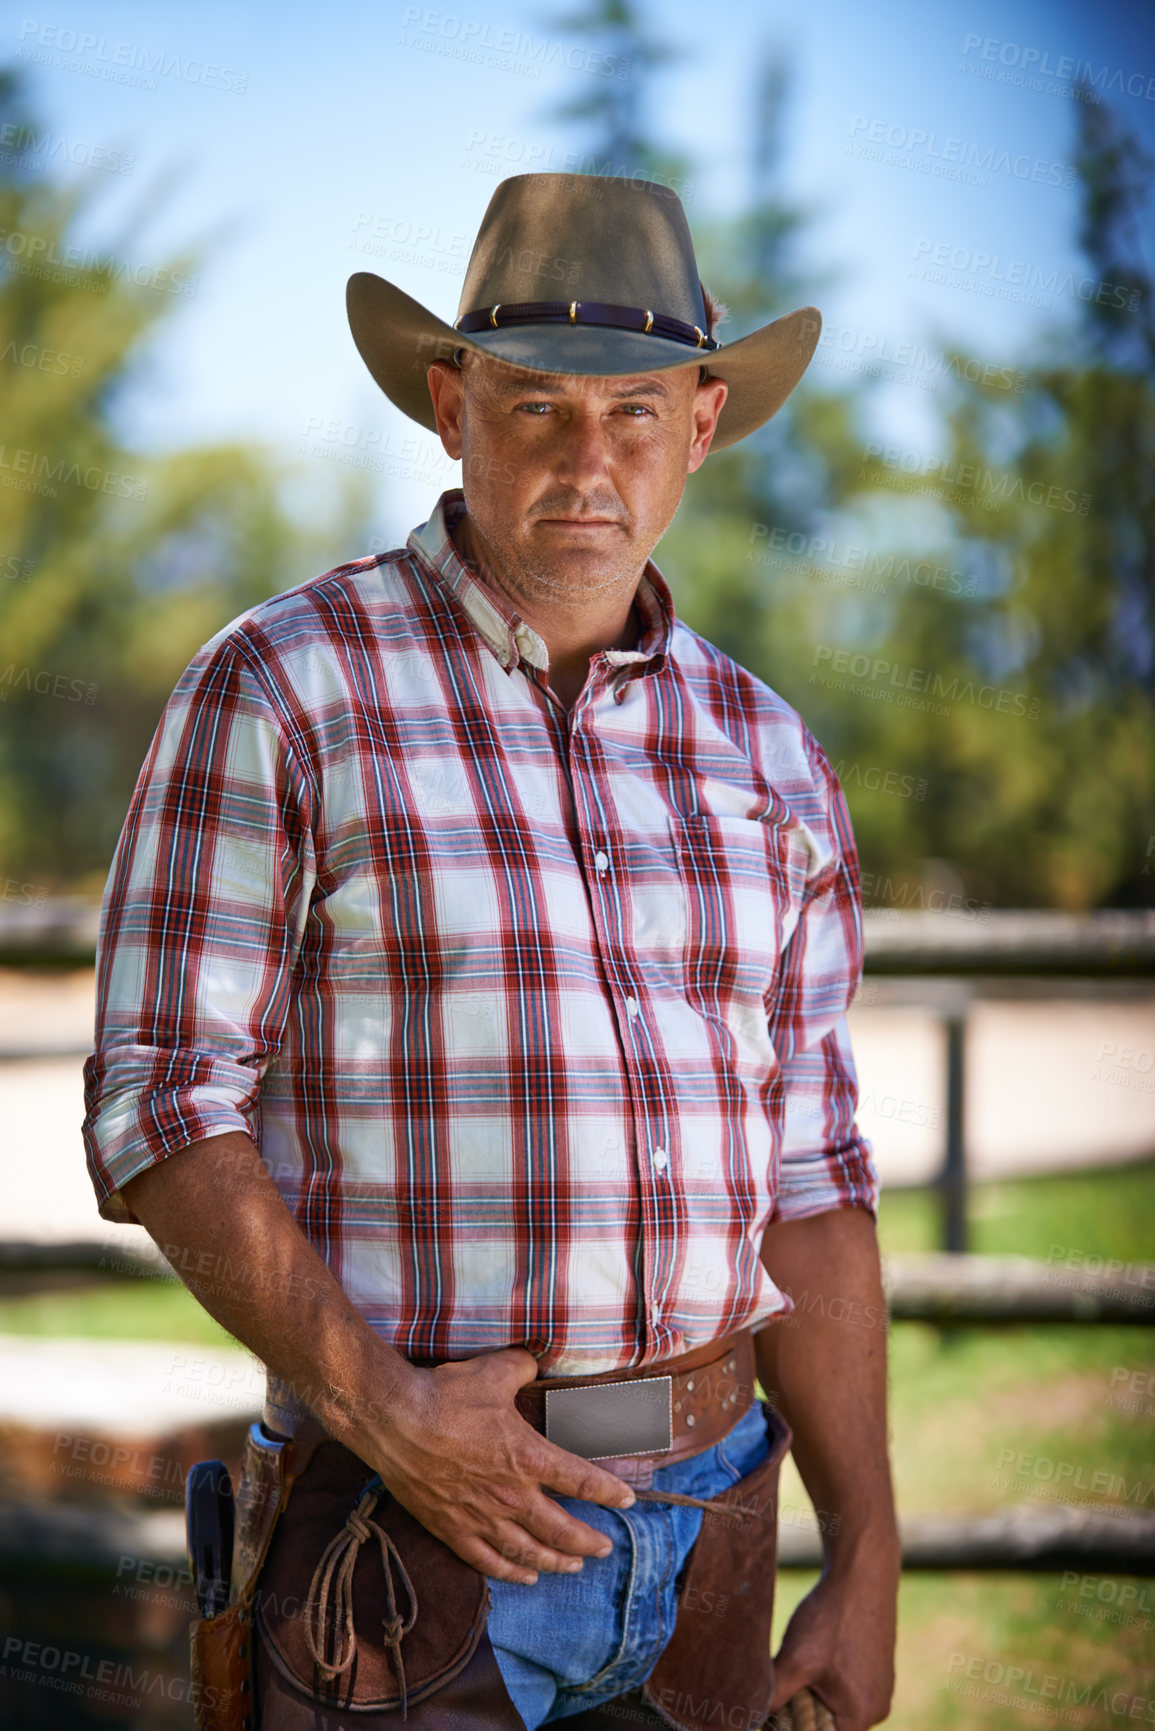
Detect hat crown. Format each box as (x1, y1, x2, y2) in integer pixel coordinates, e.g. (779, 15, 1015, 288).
(457, 174, 708, 327)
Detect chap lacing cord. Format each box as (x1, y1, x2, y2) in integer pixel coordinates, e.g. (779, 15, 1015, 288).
(305, 1474, 417, 1717)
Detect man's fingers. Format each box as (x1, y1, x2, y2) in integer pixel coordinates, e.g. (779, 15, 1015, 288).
(768, 1660, 809, 1714)
(535, 1440, 637, 1510)
(454, 1531, 540, 1587)
(518, 1489, 615, 1558)
(768, 1635, 819, 1712)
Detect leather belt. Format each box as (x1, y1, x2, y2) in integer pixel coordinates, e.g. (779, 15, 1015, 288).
(265, 1331, 756, 1490)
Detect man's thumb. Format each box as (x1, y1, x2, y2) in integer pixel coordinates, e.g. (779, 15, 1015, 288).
(768, 1636, 813, 1713)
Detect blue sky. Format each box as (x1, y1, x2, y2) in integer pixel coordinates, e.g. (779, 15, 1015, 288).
(6, 0, 1153, 545)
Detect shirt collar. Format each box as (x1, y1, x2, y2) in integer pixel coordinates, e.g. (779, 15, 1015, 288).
(406, 489, 675, 678)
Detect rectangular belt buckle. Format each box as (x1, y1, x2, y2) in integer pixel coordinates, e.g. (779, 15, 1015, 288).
(545, 1375, 673, 1461)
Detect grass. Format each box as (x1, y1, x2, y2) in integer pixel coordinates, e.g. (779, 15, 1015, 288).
(2, 1160, 1153, 1723)
(876, 1157, 1155, 1263)
(768, 1160, 1155, 1722)
(0, 1274, 236, 1344)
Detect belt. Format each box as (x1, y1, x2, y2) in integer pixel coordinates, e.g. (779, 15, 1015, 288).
(264, 1329, 757, 1499)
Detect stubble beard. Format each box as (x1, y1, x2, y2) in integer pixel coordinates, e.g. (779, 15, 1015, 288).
(463, 506, 643, 612)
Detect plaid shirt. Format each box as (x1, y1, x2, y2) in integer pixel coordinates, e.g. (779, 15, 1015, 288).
(84, 489, 876, 1376)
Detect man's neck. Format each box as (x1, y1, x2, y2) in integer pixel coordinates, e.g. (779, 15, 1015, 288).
(449, 511, 640, 709)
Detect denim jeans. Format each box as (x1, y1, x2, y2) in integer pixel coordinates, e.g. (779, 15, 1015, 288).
(485, 1400, 772, 1728)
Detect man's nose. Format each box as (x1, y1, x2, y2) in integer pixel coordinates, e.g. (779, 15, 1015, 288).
(551, 411, 613, 488)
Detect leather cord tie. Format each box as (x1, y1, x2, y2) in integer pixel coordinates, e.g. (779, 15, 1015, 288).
(304, 1475, 418, 1718)
(630, 1487, 750, 1520)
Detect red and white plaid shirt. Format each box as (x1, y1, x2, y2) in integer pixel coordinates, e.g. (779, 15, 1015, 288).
(84, 489, 876, 1375)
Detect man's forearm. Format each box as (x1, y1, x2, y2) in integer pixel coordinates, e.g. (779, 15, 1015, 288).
(119, 1132, 636, 1585)
(120, 1132, 417, 1448)
(755, 1206, 899, 1571)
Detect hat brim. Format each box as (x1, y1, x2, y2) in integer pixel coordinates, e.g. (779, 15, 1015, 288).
(346, 273, 821, 453)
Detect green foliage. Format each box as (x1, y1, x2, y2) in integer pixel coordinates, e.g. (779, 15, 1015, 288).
(644, 56, 1154, 911)
(878, 1158, 1155, 1265)
(0, 70, 373, 889)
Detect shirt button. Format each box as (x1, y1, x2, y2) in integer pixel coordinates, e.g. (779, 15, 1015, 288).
(625, 996, 640, 1019)
(652, 1148, 669, 1173)
(594, 850, 610, 874)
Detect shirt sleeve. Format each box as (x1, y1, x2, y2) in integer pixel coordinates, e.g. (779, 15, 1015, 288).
(82, 632, 316, 1224)
(767, 741, 878, 1224)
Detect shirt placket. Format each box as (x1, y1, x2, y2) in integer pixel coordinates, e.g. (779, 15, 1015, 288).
(562, 660, 680, 1364)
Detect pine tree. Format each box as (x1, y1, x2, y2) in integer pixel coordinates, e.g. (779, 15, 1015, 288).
(0, 71, 372, 889)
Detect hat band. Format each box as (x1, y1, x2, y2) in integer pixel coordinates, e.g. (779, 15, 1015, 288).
(454, 299, 719, 352)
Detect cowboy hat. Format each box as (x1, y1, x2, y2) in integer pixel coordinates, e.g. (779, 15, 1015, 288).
(346, 173, 820, 452)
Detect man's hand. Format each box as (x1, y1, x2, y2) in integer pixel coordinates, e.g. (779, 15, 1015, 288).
(768, 1543, 899, 1730)
(358, 1345, 635, 1584)
(122, 1133, 635, 1586)
(757, 1207, 900, 1729)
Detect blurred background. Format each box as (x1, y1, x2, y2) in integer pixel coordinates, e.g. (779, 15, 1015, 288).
(0, 0, 1152, 1725)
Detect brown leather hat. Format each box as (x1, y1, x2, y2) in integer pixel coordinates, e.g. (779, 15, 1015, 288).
(346, 173, 821, 452)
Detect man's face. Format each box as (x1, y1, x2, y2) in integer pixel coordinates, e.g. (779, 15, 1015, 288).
(426, 351, 728, 609)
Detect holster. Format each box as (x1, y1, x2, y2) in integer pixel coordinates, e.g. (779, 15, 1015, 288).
(188, 1421, 325, 1731)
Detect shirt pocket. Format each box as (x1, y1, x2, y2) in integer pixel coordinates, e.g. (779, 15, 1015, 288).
(671, 813, 802, 1019)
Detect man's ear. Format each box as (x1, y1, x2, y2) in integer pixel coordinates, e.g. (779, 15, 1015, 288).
(426, 359, 466, 460)
(687, 375, 729, 474)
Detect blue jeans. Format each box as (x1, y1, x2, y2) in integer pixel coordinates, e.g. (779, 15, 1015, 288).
(485, 1401, 772, 1728)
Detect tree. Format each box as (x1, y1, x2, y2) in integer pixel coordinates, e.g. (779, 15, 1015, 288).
(0, 70, 372, 890)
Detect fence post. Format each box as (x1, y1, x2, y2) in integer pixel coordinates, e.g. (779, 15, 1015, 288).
(940, 1009, 968, 1254)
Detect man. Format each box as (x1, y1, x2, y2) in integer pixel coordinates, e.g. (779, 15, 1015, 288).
(84, 174, 899, 1730)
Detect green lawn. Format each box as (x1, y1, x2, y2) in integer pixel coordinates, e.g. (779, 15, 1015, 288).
(771, 1160, 1155, 1724)
(3, 1161, 1153, 1724)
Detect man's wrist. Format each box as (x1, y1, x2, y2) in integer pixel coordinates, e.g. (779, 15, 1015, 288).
(309, 1337, 424, 1451)
(820, 1508, 901, 1581)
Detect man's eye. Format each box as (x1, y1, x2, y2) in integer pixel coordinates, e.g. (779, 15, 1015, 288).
(517, 402, 553, 414)
(620, 403, 654, 417)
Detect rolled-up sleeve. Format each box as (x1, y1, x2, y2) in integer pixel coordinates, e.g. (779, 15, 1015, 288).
(768, 746, 878, 1224)
(82, 633, 316, 1223)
